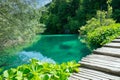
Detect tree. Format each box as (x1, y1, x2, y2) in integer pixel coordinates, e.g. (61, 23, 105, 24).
(40, 0, 120, 34)
(40, 0, 80, 34)
(0, 0, 45, 53)
(112, 0, 120, 22)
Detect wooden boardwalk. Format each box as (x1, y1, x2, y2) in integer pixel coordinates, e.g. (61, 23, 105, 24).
(69, 37, 120, 80)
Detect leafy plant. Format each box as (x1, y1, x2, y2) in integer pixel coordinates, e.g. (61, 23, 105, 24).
(87, 23, 120, 49)
(0, 59, 80, 80)
(79, 10, 115, 35)
(79, 0, 120, 49)
(78, 10, 116, 49)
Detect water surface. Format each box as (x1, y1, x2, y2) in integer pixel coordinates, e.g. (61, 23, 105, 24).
(0, 34, 90, 70)
(24, 34, 90, 63)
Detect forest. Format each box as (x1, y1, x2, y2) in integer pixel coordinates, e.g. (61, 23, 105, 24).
(0, 0, 120, 79)
(40, 0, 120, 34)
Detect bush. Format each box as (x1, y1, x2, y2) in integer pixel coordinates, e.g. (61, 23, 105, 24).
(79, 10, 116, 35)
(0, 59, 80, 80)
(79, 2, 120, 49)
(87, 23, 120, 49)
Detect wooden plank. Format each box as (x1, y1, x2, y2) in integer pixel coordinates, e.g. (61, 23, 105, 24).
(69, 76, 80, 80)
(82, 58, 120, 69)
(80, 61, 120, 76)
(104, 43, 120, 48)
(81, 59, 120, 71)
(69, 74, 89, 80)
(69, 67, 120, 80)
(76, 71, 107, 80)
(69, 37, 120, 80)
(73, 73, 97, 80)
(80, 68, 120, 80)
(93, 47, 120, 57)
(85, 54, 120, 63)
(78, 71, 108, 80)
(112, 39, 120, 43)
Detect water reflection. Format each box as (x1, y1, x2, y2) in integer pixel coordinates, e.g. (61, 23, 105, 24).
(0, 35, 90, 72)
(18, 51, 56, 64)
(0, 51, 55, 74)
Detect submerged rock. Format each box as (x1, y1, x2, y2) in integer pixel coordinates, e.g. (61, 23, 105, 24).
(59, 43, 71, 49)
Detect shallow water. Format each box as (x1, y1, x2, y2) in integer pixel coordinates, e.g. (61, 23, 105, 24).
(24, 34, 91, 63)
(0, 34, 90, 70)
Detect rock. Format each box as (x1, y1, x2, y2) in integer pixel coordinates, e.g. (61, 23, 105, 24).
(59, 43, 71, 49)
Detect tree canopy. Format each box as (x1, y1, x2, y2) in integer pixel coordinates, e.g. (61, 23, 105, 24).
(0, 0, 45, 53)
(40, 0, 120, 34)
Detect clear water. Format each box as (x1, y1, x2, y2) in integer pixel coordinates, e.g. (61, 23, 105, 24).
(24, 34, 91, 63)
(0, 34, 90, 70)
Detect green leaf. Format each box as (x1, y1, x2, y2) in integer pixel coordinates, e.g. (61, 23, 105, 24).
(3, 70, 9, 78)
(43, 74, 49, 80)
(16, 71, 23, 80)
(0, 59, 79, 80)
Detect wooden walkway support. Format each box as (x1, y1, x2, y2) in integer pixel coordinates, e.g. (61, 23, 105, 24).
(69, 37, 120, 80)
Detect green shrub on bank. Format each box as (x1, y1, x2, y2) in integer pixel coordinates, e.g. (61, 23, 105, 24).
(79, 10, 115, 35)
(79, 10, 118, 49)
(87, 23, 120, 49)
(79, 0, 120, 49)
(0, 59, 80, 80)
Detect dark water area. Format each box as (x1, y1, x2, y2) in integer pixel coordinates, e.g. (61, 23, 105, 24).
(0, 34, 91, 72)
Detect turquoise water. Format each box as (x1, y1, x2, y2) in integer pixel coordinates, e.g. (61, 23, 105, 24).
(24, 34, 91, 63)
(0, 34, 90, 70)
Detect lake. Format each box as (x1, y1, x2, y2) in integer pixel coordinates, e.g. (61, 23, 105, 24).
(0, 34, 90, 71)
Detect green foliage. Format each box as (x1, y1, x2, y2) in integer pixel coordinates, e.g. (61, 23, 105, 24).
(79, 10, 115, 35)
(64, 18, 80, 34)
(40, 0, 80, 34)
(87, 23, 120, 49)
(79, 0, 120, 49)
(106, 0, 112, 18)
(0, 59, 80, 80)
(112, 0, 120, 22)
(40, 0, 120, 34)
(0, 0, 45, 53)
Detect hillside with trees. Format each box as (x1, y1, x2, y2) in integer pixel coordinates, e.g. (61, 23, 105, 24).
(40, 0, 120, 34)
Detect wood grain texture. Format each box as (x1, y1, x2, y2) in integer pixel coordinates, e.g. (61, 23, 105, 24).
(69, 37, 120, 80)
